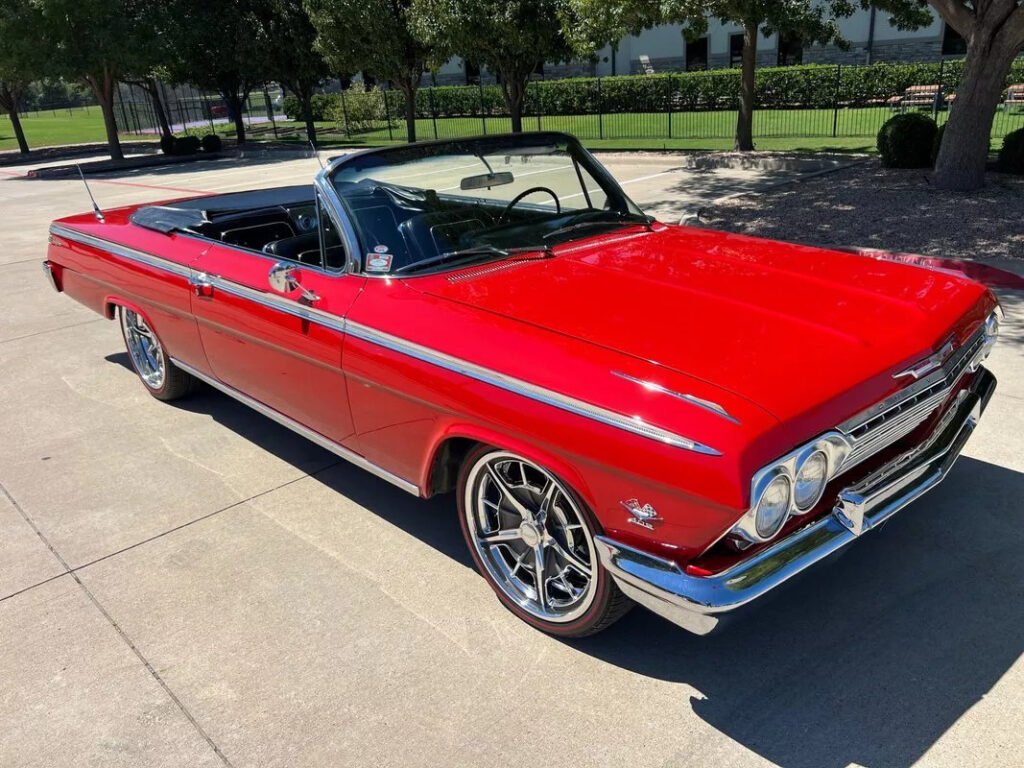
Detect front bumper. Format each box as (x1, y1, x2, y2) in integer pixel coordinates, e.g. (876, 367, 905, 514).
(595, 367, 996, 635)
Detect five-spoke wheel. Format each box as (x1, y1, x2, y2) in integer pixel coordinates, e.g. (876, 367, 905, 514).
(459, 447, 631, 636)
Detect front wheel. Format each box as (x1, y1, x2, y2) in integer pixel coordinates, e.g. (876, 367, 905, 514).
(458, 447, 632, 637)
(119, 306, 196, 401)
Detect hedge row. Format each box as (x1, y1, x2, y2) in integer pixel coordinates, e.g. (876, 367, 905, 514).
(281, 58, 1024, 121)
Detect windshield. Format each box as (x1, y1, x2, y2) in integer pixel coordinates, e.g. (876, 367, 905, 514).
(327, 134, 648, 275)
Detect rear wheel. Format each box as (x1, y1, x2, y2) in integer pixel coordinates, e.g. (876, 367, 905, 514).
(458, 447, 632, 636)
(119, 307, 196, 401)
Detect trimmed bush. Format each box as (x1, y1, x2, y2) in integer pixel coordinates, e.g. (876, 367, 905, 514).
(998, 128, 1024, 174)
(175, 135, 201, 155)
(159, 134, 176, 155)
(877, 113, 938, 168)
(281, 93, 337, 122)
(201, 133, 222, 153)
(931, 122, 946, 166)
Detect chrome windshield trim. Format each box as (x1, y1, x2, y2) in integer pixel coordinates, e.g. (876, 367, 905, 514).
(346, 321, 721, 455)
(50, 223, 192, 279)
(612, 371, 740, 424)
(170, 357, 420, 496)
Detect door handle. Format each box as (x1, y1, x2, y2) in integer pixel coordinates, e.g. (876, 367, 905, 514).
(190, 273, 214, 298)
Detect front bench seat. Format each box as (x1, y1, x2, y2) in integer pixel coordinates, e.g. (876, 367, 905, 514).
(263, 232, 322, 266)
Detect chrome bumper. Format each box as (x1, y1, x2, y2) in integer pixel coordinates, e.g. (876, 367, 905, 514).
(42, 261, 61, 292)
(595, 367, 996, 635)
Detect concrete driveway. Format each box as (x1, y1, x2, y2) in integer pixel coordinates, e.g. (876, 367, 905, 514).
(1, 151, 1022, 768)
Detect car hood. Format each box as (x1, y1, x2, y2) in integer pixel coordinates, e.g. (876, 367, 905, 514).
(418, 224, 991, 426)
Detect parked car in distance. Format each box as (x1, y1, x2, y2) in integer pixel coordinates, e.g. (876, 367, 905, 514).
(43, 133, 1000, 636)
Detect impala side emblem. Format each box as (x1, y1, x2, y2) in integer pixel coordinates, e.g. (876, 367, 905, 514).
(621, 498, 662, 529)
(894, 337, 956, 380)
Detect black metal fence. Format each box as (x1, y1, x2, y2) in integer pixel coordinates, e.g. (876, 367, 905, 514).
(104, 60, 1024, 146)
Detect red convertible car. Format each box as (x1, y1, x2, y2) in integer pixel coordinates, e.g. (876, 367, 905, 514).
(43, 133, 1000, 636)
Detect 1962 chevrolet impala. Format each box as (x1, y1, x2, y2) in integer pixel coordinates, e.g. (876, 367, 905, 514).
(43, 133, 1000, 636)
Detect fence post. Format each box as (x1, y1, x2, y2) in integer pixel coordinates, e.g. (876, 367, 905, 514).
(479, 80, 487, 135)
(382, 89, 394, 141)
(832, 64, 842, 138)
(535, 82, 541, 131)
(429, 87, 438, 139)
(933, 58, 944, 120)
(667, 77, 674, 138)
(340, 90, 351, 139)
(597, 77, 603, 140)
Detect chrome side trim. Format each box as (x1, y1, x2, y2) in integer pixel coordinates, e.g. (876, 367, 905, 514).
(611, 371, 740, 424)
(204, 273, 347, 333)
(345, 321, 721, 455)
(52, 223, 718, 455)
(170, 357, 420, 496)
(596, 366, 995, 635)
(50, 224, 192, 279)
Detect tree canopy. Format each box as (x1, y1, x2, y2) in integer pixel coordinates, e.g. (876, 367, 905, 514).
(306, 0, 434, 141)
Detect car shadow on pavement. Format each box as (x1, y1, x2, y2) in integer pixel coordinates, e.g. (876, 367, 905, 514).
(106, 350, 473, 567)
(104, 349, 1021, 768)
(569, 456, 1024, 768)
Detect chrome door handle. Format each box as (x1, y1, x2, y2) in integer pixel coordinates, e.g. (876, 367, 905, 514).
(190, 273, 214, 298)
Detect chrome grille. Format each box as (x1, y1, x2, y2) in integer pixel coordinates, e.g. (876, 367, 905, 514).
(839, 323, 987, 469)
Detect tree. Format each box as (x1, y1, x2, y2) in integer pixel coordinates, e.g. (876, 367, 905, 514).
(163, 0, 271, 145)
(571, 0, 857, 150)
(413, 0, 580, 133)
(263, 1, 330, 146)
(0, 0, 46, 154)
(876, 0, 1024, 190)
(306, 0, 432, 142)
(23, 0, 152, 160)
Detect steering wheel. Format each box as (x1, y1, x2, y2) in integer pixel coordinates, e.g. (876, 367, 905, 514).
(499, 186, 561, 223)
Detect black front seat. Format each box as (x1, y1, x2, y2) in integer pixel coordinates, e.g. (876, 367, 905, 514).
(263, 233, 322, 265)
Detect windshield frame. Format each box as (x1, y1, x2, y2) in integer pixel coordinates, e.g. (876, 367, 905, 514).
(313, 132, 646, 277)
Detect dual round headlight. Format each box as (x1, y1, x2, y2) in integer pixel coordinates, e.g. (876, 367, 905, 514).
(794, 450, 829, 511)
(754, 474, 791, 538)
(741, 446, 836, 544)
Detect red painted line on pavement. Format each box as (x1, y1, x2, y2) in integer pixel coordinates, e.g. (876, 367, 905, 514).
(82, 178, 210, 195)
(2, 167, 207, 194)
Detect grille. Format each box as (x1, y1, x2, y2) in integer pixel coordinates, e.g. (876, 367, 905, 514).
(447, 259, 534, 283)
(839, 323, 986, 469)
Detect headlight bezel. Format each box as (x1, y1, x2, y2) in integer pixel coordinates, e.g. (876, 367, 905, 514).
(730, 433, 851, 545)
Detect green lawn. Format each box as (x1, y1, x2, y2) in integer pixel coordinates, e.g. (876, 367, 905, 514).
(4, 103, 1021, 154)
(0, 106, 151, 152)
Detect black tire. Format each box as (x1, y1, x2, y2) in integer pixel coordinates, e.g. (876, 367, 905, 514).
(457, 445, 632, 637)
(118, 306, 197, 401)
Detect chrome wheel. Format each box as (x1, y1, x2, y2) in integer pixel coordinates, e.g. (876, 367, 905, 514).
(464, 451, 598, 623)
(120, 308, 165, 390)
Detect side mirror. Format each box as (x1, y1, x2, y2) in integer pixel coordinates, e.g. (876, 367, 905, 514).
(268, 262, 319, 302)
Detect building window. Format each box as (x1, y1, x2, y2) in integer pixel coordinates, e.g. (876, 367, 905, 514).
(730, 34, 744, 68)
(941, 24, 967, 56)
(686, 37, 708, 71)
(777, 32, 803, 66)
(464, 61, 480, 86)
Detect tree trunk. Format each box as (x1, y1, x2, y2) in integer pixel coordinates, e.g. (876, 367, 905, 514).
(0, 83, 29, 155)
(146, 79, 172, 138)
(223, 91, 247, 145)
(397, 78, 417, 143)
(734, 20, 758, 151)
(933, 28, 1018, 191)
(86, 69, 123, 161)
(300, 89, 318, 147)
(502, 71, 528, 133)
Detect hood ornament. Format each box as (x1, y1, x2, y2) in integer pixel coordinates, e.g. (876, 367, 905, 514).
(894, 337, 956, 380)
(621, 498, 662, 529)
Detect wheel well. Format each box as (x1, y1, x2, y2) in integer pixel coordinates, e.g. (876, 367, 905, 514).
(104, 301, 117, 320)
(427, 437, 482, 496)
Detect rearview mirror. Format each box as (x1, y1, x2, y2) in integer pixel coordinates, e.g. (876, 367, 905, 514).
(460, 171, 514, 190)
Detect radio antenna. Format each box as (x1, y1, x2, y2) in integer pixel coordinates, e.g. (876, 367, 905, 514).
(309, 139, 324, 169)
(76, 165, 105, 222)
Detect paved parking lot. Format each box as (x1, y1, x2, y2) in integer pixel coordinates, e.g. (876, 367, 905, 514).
(1, 151, 1022, 768)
